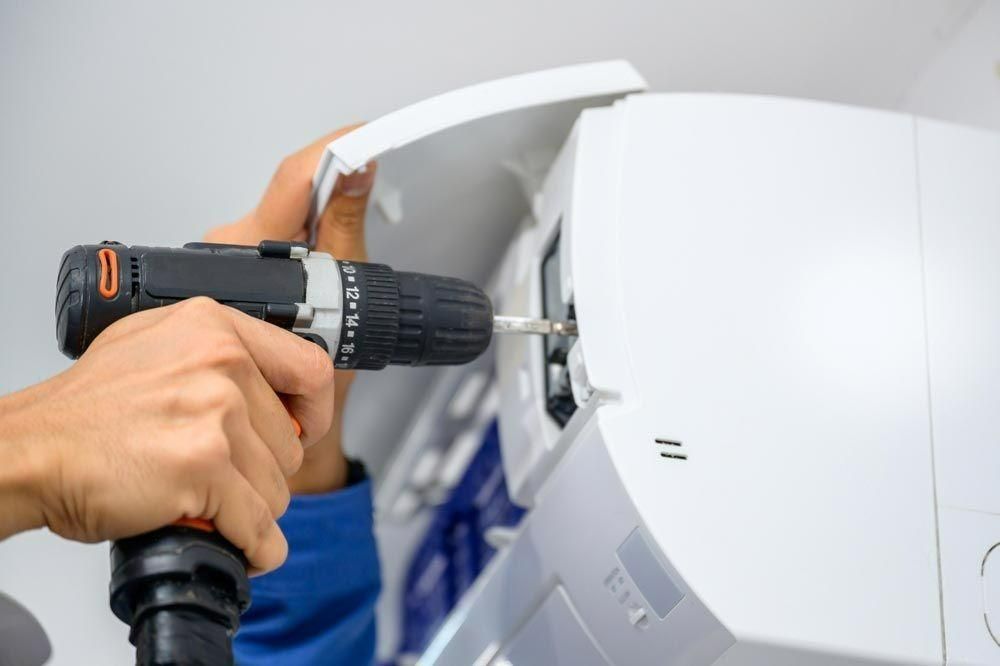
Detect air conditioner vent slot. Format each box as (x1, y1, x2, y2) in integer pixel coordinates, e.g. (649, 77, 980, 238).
(654, 437, 686, 461)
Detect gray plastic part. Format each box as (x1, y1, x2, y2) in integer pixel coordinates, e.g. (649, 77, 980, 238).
(0, 592, 52, 666)
(617, 528, 685, 620)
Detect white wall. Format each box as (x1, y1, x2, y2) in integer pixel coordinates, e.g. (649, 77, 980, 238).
(0, 2, 993, 664)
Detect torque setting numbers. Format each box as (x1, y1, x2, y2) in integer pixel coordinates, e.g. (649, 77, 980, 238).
(336, 261, 362, 367)
(332, 259, 404, 370)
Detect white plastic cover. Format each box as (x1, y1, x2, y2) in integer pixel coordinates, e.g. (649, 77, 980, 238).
(328, 61, 647, 479)
(306, 60, 647, 282)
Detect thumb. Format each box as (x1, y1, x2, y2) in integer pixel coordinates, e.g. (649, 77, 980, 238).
(316, 162, 376, 263)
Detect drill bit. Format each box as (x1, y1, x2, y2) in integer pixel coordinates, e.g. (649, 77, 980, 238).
(493, 315, 578, 337)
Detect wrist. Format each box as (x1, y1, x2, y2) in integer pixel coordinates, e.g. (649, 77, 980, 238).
(0, 383, 58, 538)
(287, 370, 355, 495)
(288, 426, 349, 494)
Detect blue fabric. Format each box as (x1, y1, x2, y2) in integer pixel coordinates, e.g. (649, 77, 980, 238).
(235, 479, 381, 666)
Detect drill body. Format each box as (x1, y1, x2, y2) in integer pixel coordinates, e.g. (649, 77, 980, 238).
(57, 240, 494, 370)
(55, 240, 496, 666)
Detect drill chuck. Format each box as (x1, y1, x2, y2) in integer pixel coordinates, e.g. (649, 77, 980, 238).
(56, 241, 493, 368)
(330, 259, 495, 369)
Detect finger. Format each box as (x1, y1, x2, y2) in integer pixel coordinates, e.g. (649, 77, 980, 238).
(203, 214, 260, 246)
(223, 399, 294, 518)
(253, 124, 364, 240)
(88, 299, 191, 350)
(235, 360, 306, 475)
(283, 388, 336, 449)
(93, 300, 334, 446)
(224, 309, 336, 445)
(315, 161, 375, 262)
(211, 467, 288, 574)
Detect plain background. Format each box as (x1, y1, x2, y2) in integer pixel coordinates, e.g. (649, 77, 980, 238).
(1, 1, 998, 663)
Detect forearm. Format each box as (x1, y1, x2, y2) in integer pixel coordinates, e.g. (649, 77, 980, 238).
(0, 384, 53, 539)
(287, 428, 348, 494)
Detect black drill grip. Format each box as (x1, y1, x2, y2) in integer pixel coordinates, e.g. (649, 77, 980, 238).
(110, 525, 250, 666)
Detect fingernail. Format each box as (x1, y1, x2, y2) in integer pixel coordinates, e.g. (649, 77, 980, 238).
(339, 163, 376, 197)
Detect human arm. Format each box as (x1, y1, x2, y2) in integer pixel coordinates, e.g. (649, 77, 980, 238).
(0, 297, 335, 574)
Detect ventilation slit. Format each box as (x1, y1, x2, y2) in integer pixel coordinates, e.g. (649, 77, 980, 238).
(130, 257, 139, 294)
(659, 452, 688, 461)
(654, 437, 686, 461)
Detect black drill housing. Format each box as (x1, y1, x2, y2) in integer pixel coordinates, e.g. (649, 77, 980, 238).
(56, 241, 493, 369)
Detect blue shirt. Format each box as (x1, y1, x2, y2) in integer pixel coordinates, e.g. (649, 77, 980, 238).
(234, 479, 381, 665)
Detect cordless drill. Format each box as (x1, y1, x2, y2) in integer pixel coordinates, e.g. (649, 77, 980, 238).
(55, 240, 575, 666)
